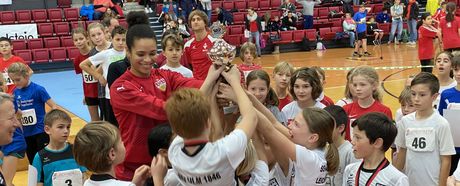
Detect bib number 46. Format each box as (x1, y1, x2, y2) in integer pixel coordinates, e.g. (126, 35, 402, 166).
(411, 137, 426, 149)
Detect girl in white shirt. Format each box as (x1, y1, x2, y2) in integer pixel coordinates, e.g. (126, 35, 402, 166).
(434, 51, 457, 109)
(336, 68, 357, 107)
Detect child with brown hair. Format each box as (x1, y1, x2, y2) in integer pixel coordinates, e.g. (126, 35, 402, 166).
(159, 34, 193, 78)
(272, 61, 294, 110)
(237, 42, 262, 83)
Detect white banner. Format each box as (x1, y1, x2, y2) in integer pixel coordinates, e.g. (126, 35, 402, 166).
(0, 24, 38, 40)
(0, 0, 12, 5)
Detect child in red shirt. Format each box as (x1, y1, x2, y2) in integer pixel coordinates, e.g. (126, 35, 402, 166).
(440, 2, 460, 51)
(418, 13, 442, 73)
(0, 37, 30, 95)
(237, 42, 262, 85)
(343, 66, 392, 141)
(71, 28, 100, 121)
(272, 61, 294, 110)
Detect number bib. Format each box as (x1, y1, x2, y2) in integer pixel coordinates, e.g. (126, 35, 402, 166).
(82, 71, 97, 84)
(52, 169, 83, 186)
(3, 73, 13, 86)
(405, 127, 435, 152)
(21, 109, 37, 126)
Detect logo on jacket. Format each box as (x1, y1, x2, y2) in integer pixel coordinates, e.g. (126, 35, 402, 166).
(155, 78, 167, 91)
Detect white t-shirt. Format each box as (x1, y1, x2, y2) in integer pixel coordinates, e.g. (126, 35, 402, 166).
(160, 65, 193, 78)
(326, 141, 360, 186)
(292, 145, 328, 185)
(453, 161, 460, 181)
(395, 108, 403, 122)
(269, 162, 295, 186)
(245, 160, 269, 186)
(395, 112, 456, 186)
(282, 101, 326, 121)
(168, 129, 247, 186)
(335, 98, 353, 107)
(164, 169, 181, 186)
(89, 48, 126, 99)
(434, 80, 457, 109)
(83, 178, 134, 186)
(342, 161, 409, 186)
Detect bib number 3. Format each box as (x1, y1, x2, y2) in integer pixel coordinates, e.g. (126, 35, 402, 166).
(52, 169, 82, 186)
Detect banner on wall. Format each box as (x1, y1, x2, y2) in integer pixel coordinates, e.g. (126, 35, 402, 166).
(0, 0, 12, 5)
(0, 24, 38, 40)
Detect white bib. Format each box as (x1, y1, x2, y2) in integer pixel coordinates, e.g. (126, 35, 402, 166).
(3, 73, 13, 86)
(52, 169, 83, 186)
(82, 71, 98, 84)
(21, 109, 37, 126)
(447, 103, 460, 110)
(405, 127, 435, 152)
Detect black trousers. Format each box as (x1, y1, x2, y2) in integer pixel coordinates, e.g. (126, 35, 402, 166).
(25, 132, 49, 164)
(420, 59, 433, 73)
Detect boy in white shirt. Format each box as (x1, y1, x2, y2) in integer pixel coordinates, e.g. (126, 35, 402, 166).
(79, 26, 127, 127)
(343, 112, 408, 186)
(324, 105, 359, 186)
(165, 66, 258, 186)
(394, 72, 456, 186)
(160, 33, 193, 78)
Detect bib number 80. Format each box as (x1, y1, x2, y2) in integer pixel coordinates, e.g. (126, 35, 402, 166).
(411, 137, 426, 149)
(21, 115, 34, 125)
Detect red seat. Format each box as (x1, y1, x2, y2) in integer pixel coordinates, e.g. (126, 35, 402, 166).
(274, 31, 293, 44)
(305, 29, 317, 41)
(28, 38, 44, 49)
(64, 8, 79, 21)
(37, 23, 54, 37)
(293, 30, 305, 42)
(50, 47, 68, 62)
(330, 18, 342, 27)
(60, 36, 74, 47)
(0, 11, 15, 24)
(32, 9, 48, 23)
(212, 1, 222, 9)
(12, 40, 27, 50)
(70, 21, 86, 29)
(48, 8, 63, 22)
(233, 13, 245, 24)
(378, 23, 391, 34)
(32, 49, 50, 63)
(230, 25, 244, 35)
(223, 1, 234, 10)
(44, 37, 61, 48)
(57, 0, 72, 8)
(14, 50, 33, 64)
(225, 35, 241, 47)
(16, 10, 32, 23)
(54, 22, 70, 36)
(313, 8, 319, 18)
(331, 26, 343, 33)
(234, 1, 246, 10)
(119, 19, 128, 28)
(211, 14, 218, 23)
(272, 11, 280, 18)
(271, 0, 281, 8)
(318, 7, 329, 18)
(259, 1, 271, 10)
(319, 27, 333, 40)
(373, 4, 384, 13)
(248, 1, 259, 9)
(66, 47, 80, 61)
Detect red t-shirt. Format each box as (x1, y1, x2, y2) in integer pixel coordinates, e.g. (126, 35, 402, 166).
(440, 17, 460, 50)
(184, 34, 216, 80)
(1, 55, 25, 94)
(343, 101, 393, 141)
(250, 21, 258, 32)
(73, 53, 99, 98)
(237, 63, 262, 85)
(320, 95, 334, 107)
(278, 94, 292, 110)
(418, 26, 438, 60)
(110, 69, 203, 180)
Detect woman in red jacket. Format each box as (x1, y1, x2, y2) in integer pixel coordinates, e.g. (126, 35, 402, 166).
(440, 2, 460, 52)
(110, 23, 223, 181)
(418, 13, 441, 73)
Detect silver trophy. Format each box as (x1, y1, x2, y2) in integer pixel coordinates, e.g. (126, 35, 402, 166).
(207, 39, 236, 72)
(210, 22, 227, 39)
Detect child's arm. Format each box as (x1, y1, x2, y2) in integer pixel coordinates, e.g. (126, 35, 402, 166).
(46, 99, 58, 110)
(221, 66, 258, 138)
(79, 56, 106, 86)
(131, 165, 151, 186)
(440, 155, 452, 186)
(253, 131, 267, 163)
(200, 65, 225, 96)
(150, 155, 168, 186)
(394, 147, 406, 171)
(209, 80, 224, 141)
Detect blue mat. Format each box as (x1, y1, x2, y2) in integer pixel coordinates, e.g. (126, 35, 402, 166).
(31, 71, 90, 122)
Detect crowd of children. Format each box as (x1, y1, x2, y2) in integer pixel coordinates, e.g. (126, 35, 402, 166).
(2, 7, 460, 186)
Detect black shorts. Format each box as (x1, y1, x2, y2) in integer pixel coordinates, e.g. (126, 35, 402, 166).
(85, 97, 99, 106)
(357, 32, 367, 40)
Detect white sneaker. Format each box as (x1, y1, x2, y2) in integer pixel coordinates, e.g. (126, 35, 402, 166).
(148, 7, 153, 13)
(145, 7, 149, 13)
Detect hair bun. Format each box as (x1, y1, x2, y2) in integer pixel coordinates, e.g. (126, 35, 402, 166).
(126, 11, 150, 28)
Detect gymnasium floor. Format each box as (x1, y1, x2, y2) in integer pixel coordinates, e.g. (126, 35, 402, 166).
(12, 43, 422, 185)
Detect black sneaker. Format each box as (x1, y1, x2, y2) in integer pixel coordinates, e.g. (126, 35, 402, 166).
(363, 52, 372, 56)
(353, 52, 360, 57)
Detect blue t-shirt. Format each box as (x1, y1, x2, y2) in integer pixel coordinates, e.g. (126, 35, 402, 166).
(32, 143, 87, 186)
(353, 10, 368, 33)
(438, 87, 460, 116)
(13, 82, 51, 137)
(0, 128, 27, 155)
